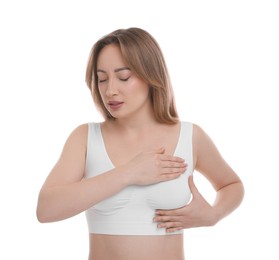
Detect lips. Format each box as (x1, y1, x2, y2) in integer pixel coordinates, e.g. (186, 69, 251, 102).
(107, 101, 124, 110)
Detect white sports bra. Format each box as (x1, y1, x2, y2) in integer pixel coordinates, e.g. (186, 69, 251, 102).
(84, 122, 193, 235)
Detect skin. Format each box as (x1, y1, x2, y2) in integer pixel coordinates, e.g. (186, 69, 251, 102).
(37, 45, 244, 260)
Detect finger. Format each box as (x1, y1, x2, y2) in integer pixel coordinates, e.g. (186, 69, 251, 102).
(153, 215, 180, 223)
(166, 227, 183, 233)
(157, 221, 181, 229)
(159, 172, 183, 182)
(160, 154, 185, 162)
(156, 208, 182, 216)
(160, 166, 187, 175)
(161, 161, 188, 169)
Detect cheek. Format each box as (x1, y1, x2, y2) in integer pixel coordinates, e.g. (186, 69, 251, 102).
(136, 85, 150, 100)
(128, 80, 149, 96)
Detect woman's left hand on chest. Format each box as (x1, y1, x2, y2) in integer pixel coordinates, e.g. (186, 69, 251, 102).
(153, 175, 218, 233)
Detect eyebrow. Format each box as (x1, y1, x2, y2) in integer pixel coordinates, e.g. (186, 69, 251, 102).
(97, 67, 131, 73)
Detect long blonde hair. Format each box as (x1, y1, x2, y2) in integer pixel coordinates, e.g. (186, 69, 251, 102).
(85, 27, 179, 124)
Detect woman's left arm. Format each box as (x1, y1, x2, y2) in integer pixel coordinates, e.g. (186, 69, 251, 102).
(154, 124, 245, 233)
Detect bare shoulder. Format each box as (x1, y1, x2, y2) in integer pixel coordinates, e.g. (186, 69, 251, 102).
(192, 123, 210, 143)
(65, 123, 88, 147)
(192, 122, 223, 166)
(191, 123, 211, 162)
(60, 123, 89, 166)
(61, 123, 89, 164)
(192, 123, 218, 154)
(42, 123, 89, 188)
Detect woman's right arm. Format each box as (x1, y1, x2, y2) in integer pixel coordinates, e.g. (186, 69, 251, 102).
(36, 124, 131, 223)
(36, 124, 186, 223)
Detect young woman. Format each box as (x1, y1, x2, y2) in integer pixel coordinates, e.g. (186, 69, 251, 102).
(36, 27, 244, 260)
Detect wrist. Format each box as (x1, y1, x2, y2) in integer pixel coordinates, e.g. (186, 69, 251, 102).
(116, 164, 134, 187)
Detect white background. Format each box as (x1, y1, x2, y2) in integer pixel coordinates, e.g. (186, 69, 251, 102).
(0, 0, 278, 259)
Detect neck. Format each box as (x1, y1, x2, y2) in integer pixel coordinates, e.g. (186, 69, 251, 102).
(115, 115, 158, 131)
(106, 111, 160, 133)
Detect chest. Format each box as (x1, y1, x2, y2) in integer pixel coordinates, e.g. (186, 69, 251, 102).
(85, 122, 194, 226)
(101, 125, 181, 167)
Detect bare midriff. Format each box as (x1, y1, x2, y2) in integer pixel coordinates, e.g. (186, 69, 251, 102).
(88, 233, 185, 260)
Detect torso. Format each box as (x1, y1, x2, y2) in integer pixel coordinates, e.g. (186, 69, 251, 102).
(88, 234, 184, 260)
(86, 121, 191, 260)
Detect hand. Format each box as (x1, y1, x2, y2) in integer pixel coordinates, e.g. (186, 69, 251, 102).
(153, 175, 218, 233)
(125, 147, 187, 186)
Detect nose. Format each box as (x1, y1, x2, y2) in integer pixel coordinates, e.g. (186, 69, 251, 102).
(106, 78, 119, 97)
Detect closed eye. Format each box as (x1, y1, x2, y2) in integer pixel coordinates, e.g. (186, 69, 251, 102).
(98, 79, 107, 83)
(119, 77, 130, 82)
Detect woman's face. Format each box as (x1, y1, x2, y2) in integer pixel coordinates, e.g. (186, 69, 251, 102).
(96, 44, 152, 120)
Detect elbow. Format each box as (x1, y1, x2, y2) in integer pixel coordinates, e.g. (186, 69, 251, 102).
(36, 194, 56, 223)
(36, 199, 67, 223)
(36, 189, 58, 223)
(37, 208, 63, 223)
(36, 212, 46, 223)
(233, 179, 245, 201)
(37, 214, 48, 224)
(36, 205, 52, 223)
(36, 207, 60, 223)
